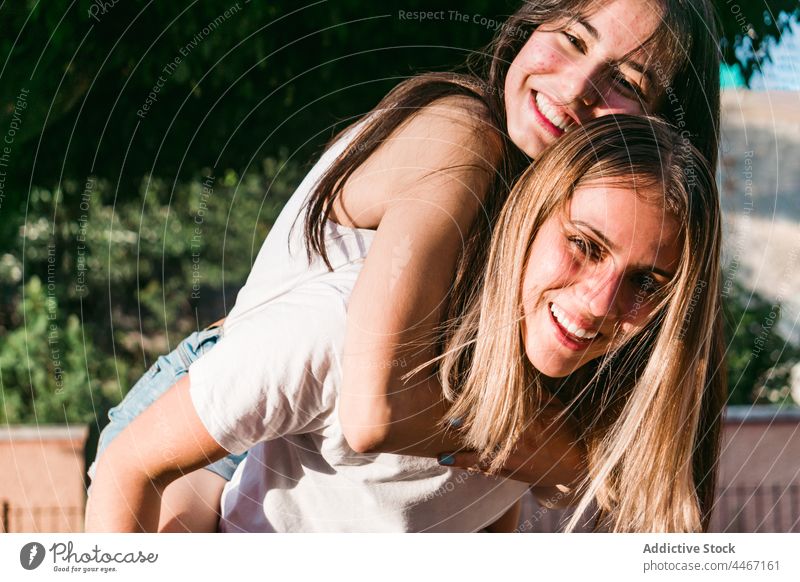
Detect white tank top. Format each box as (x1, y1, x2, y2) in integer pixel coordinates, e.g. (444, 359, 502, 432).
(223, 124, 376, 333)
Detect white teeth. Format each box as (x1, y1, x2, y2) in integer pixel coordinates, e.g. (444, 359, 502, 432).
(535, 92, 573, 131)
(549, 303, 598, 340)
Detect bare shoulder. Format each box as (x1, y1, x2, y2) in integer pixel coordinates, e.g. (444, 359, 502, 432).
(388, 94, 502, 172)
(334, 94, 503, 228)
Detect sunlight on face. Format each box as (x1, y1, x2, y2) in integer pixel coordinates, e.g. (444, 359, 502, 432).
(504, 0, 665, 157)
(520, 179, 681, 378)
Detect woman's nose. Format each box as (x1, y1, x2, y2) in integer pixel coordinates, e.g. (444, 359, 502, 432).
(558, 63, 601, 110)
(581, 264, 624, 320)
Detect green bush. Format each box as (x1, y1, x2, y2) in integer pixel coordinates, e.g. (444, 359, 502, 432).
(1, 154, 302, 425)
(724, 280, 800, 406)
(0, 276, 117, 424)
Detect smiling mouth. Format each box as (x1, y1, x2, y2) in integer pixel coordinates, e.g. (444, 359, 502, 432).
(548, 303, 601, 350)
(530, 91, 574, 137)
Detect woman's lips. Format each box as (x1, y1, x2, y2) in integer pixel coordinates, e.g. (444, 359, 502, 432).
(530, 91, 565, 138)
(548, 303, 596, 351)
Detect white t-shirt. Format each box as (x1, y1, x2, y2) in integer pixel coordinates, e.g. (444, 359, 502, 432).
(189, 123, 529, 532)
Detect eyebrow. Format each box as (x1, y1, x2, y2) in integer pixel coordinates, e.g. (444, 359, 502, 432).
(573, 220, 675, 279)
(575, 16, 599, 40)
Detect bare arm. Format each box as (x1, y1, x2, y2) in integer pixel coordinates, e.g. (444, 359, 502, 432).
(530, 484, 580, 509)
(437, 396, 587, 489)
(338, 97, 498, 457)
(85, 375, 227, 532)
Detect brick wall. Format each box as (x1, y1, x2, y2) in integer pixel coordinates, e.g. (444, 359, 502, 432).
(0, 425, 88, 533)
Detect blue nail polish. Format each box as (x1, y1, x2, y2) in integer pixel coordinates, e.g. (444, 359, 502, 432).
(448, 417, 464, 428)
(438, 453, 455, 466)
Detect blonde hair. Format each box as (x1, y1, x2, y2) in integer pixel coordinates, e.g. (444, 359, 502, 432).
(433, 115, 725, 532)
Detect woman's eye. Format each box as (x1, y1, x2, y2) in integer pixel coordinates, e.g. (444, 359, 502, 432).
(568, 236, 600, 260)
(633, 274, 659, 296)
(613, 70, 645, 100)
(563, 32, 585, 53)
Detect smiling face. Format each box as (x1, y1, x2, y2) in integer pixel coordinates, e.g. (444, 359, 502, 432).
(520, 179, 681, 378)
(504, 0, 665, 157)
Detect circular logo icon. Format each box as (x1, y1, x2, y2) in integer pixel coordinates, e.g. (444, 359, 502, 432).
(20, 542, 46, 570)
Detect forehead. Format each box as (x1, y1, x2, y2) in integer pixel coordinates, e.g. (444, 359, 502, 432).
(568, 0, 665, 58)
(567, 180, 681, 267)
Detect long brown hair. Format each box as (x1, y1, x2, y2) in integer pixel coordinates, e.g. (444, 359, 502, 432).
(433, 114, 724, 532)
(302, 0, 722, 270)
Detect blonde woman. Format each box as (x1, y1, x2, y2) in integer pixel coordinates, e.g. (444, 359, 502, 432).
(87, 114, 724, 532)
(421, 113, 725, 532)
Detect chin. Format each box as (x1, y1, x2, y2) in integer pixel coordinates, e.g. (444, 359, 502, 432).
(524, 346, 574, 379)
(536, 363, 575, 379)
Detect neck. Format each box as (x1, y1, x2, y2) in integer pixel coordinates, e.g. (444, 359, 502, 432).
(536, 369, 585, 404)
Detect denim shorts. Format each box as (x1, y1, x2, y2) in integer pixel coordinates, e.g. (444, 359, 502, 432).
(87, 326, 247, 484)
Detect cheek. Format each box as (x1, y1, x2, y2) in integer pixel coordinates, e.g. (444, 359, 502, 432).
(521, 243, 575, 306)
(598, 92, 647, 116)
(508, 38, 556, 86)
(618, 291, 662, 334)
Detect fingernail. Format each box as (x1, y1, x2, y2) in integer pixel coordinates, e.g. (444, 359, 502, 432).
(438, 453, 455, 466)
(448, 417, 463, 428)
